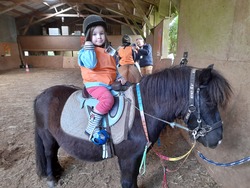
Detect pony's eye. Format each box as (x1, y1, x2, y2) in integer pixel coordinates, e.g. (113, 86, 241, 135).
(206, 100, 216, 108)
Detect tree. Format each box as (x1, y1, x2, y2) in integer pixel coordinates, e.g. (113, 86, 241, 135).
(169, 14, 178, 55)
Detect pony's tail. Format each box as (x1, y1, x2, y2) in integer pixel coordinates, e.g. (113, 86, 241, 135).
(35, 127, 47, 177)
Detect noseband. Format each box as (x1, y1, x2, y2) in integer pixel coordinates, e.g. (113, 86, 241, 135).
(183, 69, 223, 140)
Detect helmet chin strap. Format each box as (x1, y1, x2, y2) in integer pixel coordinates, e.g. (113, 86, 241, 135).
(85, 29, 90, 41)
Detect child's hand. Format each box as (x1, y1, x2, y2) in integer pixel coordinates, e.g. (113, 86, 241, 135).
(84, 41, 94, 50)
(85, 41, 93, 46)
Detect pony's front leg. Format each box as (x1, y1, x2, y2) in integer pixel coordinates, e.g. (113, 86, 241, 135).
(118, 157, 140, 188)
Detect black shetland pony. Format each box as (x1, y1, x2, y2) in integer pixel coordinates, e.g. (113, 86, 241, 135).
(34, 65, 232, 188)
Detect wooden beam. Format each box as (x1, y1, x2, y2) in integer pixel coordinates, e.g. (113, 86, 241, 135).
(22, 16, 34, 35)
(1, 2, 25, 15)
(77, 1, 143, 34)
(170, 0, 180, 11)
(56, 0, 117, 3)
(20, 4, 36, 11)
(81, 6, 139, 30)
(0, 2, 25, 15)
(118, 1, 143, 35)
(130, 0, 153, 29)
(124, 18, 137, 35)
(112, 0, 135, 9)
(39, 13, 122, 18)
(139, 0, 158, 7)
(47, 3, 67, 11)
(85, 1, 143, 23)
(16, 3, 66, 20)
(105, 7, 142, 23)
(19, 6, 76, 30)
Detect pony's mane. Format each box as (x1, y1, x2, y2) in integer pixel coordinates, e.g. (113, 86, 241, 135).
(206, 68, 232, 109)
(140, 66, 191, 111)
(139, 65, 232, 109)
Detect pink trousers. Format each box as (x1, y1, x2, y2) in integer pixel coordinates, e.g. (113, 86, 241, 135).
(87, 86, 114, 114)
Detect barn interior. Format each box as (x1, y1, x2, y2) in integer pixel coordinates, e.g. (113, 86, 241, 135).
(0, 0, 177, 70)
(0, 1, 250, 188)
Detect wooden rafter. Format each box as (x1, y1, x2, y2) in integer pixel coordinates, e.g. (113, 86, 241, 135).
(124, 17, 137, 35)
(82, 1, 143, 23)
(118, 1, 143, 35)
(39, 13, 123, 18)
(105, 7, 142, 23)
(130, 0, 153, 29)
(82, 6, 140, 31)
(20, 4, 36, 11)
(2, 2, 25, 15)
(20, 6, 76, 30)
(0, 1, 26, 15)
(139, 0, 158, 7)
(22, 16, 34, 35)
(1, 0, 175, 34)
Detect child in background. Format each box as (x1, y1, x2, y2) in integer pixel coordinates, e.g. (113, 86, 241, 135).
(117, 34, 141, 84)
(78, 15, 125, 145)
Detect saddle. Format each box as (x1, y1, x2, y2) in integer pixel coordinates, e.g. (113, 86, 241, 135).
(81, 85, 125, 127)
(60, 84, 135, 152)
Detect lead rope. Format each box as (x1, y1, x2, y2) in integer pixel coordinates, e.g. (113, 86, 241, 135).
(198, 151, 250, 167)
(153, 141, 196, 188)
(136, 83, 152, 175)
(153, 142, 196, 162)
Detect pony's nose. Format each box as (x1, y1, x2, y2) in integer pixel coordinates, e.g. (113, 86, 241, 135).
(209, 139, 222, 148)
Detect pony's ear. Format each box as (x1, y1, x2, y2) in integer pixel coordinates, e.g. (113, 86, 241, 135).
(199, 65, 214, 85)
(207, 64, 214, 69)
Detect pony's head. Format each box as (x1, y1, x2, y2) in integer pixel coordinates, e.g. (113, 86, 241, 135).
(184, 65, 232, 148)
(140, 64, 232, 148)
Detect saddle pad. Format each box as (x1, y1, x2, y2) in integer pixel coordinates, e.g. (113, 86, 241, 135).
(60, 86, 135, 144)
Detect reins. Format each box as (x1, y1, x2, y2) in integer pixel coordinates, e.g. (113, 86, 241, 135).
(136, 83, 152, 175)
(134, 82, 250, 168)
(135, 83, 195, 176)
(123, 70, 250, 187)
(135, 83, 196, 188)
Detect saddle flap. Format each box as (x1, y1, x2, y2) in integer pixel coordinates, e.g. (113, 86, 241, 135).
(82, 93, 124, 127)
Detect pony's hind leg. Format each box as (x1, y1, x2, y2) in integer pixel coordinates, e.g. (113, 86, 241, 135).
(35, 127, 63, 187)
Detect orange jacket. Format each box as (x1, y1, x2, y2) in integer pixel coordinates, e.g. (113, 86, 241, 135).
(80, 47, 117, 85)
(118, 46, 134, 65)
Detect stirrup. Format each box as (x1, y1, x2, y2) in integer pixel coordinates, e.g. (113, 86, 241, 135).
(91, 130, 110, 145)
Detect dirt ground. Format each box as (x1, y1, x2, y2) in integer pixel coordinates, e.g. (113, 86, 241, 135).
(0, 68, 221, 188)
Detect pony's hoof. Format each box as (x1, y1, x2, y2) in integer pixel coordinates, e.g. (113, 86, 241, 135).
(47, 176, 56, 188)
(47, 181, 55, 188)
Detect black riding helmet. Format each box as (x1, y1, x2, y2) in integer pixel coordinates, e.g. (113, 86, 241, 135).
(83, 15, 107, 37)
(122, 34, 131, 46)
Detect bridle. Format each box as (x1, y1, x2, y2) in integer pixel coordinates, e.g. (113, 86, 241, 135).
(135, 69, 221, 175)
(183, 69, 223, 140)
